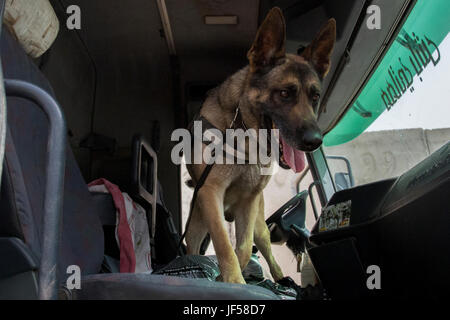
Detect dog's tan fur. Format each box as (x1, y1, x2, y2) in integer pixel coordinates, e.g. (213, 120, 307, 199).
(186, 8, 336, 284)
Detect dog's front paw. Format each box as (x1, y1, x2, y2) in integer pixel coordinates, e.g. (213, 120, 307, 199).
(216, 272, 246, 284)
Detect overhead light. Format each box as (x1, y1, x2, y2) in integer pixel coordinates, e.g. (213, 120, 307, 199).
(204, 15, 238, 25)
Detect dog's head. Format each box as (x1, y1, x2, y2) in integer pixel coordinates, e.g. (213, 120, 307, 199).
(246, 7, 336, 172)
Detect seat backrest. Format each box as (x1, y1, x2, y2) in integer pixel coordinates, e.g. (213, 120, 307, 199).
(0, 28, 104, 283)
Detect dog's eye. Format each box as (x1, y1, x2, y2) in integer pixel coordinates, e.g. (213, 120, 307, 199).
(312, 93, 320, 102)
(279, 90, 290, 99)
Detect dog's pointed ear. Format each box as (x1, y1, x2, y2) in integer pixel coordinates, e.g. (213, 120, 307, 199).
(247, 7, 286, 72)
(301, 18, 336, 78)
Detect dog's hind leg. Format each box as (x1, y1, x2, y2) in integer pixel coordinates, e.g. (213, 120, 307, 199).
(185, 203, 208, 255)
(254, 196, 284, 281)
(234, 194, 260, 272)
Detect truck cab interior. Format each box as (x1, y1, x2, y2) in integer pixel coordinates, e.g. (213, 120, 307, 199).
(0, 0, 448, 300)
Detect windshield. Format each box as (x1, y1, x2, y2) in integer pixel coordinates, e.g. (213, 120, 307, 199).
(323, 0, 450, 189)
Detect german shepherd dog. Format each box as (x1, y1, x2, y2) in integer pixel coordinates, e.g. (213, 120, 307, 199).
(186, 7, 336, 284)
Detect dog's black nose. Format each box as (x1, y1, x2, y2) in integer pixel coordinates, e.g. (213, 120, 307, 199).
(300, 128, 323, 151)
(294, 124, 323, 152)
(303, 130, 323, 150)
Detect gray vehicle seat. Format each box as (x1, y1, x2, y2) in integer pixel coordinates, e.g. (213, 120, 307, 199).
(0, 28, 278, 300)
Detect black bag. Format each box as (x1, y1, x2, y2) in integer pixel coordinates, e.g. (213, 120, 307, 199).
(153, 202, 184, 266)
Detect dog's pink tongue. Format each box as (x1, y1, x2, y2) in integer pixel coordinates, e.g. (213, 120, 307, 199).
(280, 136, 306, 173)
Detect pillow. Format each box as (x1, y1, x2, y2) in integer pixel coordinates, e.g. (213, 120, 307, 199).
(4, 0, 59, 58)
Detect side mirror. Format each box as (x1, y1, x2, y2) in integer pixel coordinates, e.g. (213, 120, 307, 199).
(326, 155, 355, 190)
(334, 172, 351, 191)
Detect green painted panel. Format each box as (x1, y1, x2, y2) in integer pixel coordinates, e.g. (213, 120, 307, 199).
(324, 0, 450, 146)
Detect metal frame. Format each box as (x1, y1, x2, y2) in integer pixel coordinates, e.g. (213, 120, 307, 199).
(326, 155, 355, 187)
(297, 151, 343, 221)
(0, 0, 7, 189)
(306, 148, 336, 207)
(5, 79, 67, 300)
(156, 0, 176, 55)
(131, 135, 158, 241)
(307, 181, 320, 221)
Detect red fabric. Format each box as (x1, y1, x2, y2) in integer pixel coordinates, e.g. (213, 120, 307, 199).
(88, 178, 136, 273)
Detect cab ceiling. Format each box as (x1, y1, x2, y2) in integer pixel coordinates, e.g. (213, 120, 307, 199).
(50, 0, 411, 138)
(165, 0, 260, 58)
(162, 0, 368, 130)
